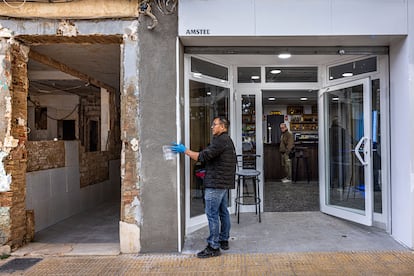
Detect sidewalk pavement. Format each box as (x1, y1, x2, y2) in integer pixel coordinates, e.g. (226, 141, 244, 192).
(1, 250, 414, 275)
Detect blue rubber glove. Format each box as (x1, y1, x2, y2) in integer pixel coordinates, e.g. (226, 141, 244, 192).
(171, 143, 186, 153)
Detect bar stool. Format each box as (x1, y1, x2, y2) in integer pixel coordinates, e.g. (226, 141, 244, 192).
(234, 154, 261, 224)
(294, 147, 310, 183)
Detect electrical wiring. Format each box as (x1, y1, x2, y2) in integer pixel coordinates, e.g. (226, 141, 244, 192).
(154, 0, 177, 15)
(30, 82, 85, 94)
(2, 0, 27, 9)
(28, 97, 79, 121)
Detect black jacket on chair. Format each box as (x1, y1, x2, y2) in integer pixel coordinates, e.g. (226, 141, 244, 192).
(198, 132, 237, 190)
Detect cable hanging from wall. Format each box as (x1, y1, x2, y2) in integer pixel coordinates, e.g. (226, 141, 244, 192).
(139, 0, 177, 30)
(28, 96, 79, 121)
(30, 82, 85, 94)
(2, 0, 27, 9)
(2, 0, 74, 8)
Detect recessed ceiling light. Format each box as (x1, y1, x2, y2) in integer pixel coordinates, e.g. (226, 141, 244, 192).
(270, 69, 281, 74)
(251, 75, 260, 80)
(193, 73, 202, 78)
(268, 97, 276, 101)
(332, 97, 339, 101)
(329, 76, 334, 80)
(300, 97, 308, 101)
(342, 72, 353, 77)
(278, 53, 291, 59)
(206, 92, 212, 96)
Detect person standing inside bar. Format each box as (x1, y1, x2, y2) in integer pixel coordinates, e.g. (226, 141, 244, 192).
(279, 123, 295, 183)
(172, 117, 237, 258)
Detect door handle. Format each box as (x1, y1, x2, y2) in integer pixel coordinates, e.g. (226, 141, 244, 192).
(354, 136, 369, 166)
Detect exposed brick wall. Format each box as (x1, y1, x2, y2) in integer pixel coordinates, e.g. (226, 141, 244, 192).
(0, 43, 29, 250)
(108, 89, 121, 159)
(79, 144, 110, 188)
(120, 82, 140, 224)
(78, 88, 120, 188)
(26, 141, 65, 172)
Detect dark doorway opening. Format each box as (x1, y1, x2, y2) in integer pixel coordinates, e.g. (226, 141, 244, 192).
(59, 120, 76, 140)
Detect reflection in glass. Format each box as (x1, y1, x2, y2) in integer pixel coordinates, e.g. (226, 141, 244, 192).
(241, 95, 256, 155)
(372, 79, 382, 214)
(265, 67, 318, 82)
(326, 84, 366, 213)
(189, 80, 230, 217)
(329, 57, 377, 81)
(191, 57, 228, 81)
(238, 67, 261, 83)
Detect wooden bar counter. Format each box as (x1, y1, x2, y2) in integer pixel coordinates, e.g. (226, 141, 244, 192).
(264, 142, 318, 181)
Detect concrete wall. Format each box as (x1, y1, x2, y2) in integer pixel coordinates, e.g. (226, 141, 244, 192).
(388, 0, 414, 249)
(138, 7, 179, 253)
(409, 0, 414, 250)
(389, 38, 412, 248)
(26, 141, 120, 232)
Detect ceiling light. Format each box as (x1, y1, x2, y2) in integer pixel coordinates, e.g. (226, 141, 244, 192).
(206, 92, 212, 96)
(342, 72, 353, 77)
(329, 76, 333, 80)
(300, 97, 308, 101)
(332, 97, 339, 101)
(268, 97, 276, 101)
(251, 75, 260, 80)
(278, 53, 291, 59)
(270, 69, 281, 74)
(193, 73, 202, 78)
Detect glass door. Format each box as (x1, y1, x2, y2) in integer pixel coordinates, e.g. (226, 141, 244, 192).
(235, 89, 263, 212)
(185, 56, 232, 233)
(319, 78, 373, 226)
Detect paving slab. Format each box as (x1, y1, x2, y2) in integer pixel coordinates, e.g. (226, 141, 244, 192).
(2, 251, 414, 275)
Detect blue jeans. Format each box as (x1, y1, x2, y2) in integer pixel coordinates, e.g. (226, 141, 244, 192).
(204, 188, 230, 249)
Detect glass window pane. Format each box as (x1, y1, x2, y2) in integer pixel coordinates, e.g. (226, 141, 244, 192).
(265, 67, 318, 82)
(241, 95, 256, 155)
(189, 80, 230, 217)
(191, 57, 228, 81)
(372, 79, 382, 214)
(326, 84, 365, 213)
(238, 67, 261, 83)
(329, 57, 377, 81)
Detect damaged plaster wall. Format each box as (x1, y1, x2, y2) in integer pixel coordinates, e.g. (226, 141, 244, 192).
(0, 38, 18, 192)
(0, 35, 30, 249)
(0, 19, 125, 251)
(0, 0, 138, 19)
(119, 10, 180, 253)
(119, 20, 142, 254)
(0, 37, 14, 246)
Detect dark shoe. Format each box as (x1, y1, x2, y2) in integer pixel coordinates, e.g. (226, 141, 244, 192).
(197, 245, 221, 258)
(219, 240, 229, 250)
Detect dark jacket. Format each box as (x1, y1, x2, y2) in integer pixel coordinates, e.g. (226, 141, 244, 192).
(198, 132, 237, 189)
(279, 130, 294, 154)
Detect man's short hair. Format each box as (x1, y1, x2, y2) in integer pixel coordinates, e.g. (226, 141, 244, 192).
(216, 117, 230, 129)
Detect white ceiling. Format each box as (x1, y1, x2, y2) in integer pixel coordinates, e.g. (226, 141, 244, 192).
(28, 43, 120, 97)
